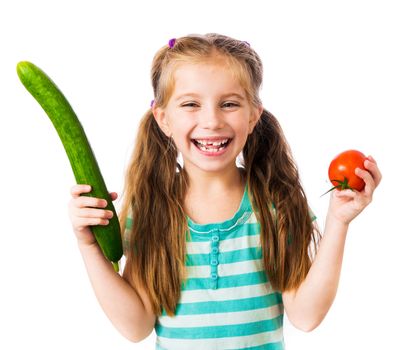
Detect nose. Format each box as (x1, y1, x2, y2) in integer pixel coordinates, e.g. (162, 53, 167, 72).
(199, 105, 225, 130)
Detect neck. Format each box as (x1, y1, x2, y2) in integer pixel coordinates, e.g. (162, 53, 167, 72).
(185, 164, 245, 197)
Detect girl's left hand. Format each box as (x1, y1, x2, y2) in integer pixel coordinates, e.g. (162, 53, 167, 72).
(328, 155, 382, 225)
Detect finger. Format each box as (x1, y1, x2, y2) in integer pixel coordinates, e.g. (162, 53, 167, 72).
(75, 217, 110, 227)
(355, 167, 375, 196)
(356, 167, 374, 186)
(71, 184, 92, 197)
(364, 159, 382, 187)
(333, 189, 357, 199)
(110, 192, 118, 201)
(367, 155, 377, 165)
(75, 196, 108, 209)
(75, 207, 113, 219)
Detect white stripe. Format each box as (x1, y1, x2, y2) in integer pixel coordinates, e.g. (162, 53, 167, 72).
(186, 240, 211, 255)
(219, 234, 261, 252)
(218, 259, 264, 277)
(158, 304, 283, 328)
(156, 327, 284, 350)
(179, 282, 275, 303)
(185, 258, 264, 278)
(185, 265, 210, 278)
(245, 210, 276, 225)
(247, 211, 259, 224)
(186, 232, 261, 255)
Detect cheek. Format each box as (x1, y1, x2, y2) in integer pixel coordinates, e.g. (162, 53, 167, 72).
(235, 120, 253, 137)
(171, 117, 194, 136)
(169, 124, 193, 150)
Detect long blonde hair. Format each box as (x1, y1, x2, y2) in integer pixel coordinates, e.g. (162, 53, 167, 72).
(119, 33, 320, 316)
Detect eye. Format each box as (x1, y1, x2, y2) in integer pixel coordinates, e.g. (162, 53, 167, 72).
(181, 102, 199, 108)
(221, 101, 240, 109)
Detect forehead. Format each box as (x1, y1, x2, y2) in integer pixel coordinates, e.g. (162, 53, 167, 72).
(171, 61, 246, 98)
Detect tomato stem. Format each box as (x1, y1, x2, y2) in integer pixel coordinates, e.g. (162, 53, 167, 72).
(321, 177, 355, 197)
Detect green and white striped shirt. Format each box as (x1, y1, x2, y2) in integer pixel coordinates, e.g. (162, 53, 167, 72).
(126, 185, 285, 349)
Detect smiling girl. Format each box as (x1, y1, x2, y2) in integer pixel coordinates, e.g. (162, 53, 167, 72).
(68, 33, 381, 349)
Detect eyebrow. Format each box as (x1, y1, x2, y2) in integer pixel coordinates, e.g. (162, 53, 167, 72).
(175, 92, 246, 101)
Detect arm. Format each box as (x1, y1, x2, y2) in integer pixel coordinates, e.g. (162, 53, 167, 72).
(283, 156, 382, 332)
(282, 214, 348, 331)
(78, 242, 156, 342)
(69, 185, 156, 342)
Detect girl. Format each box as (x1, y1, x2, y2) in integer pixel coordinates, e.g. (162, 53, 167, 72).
(68, 33, 381, 349)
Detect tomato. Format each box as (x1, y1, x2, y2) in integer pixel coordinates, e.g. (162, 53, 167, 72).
(328, 149, 367, 192)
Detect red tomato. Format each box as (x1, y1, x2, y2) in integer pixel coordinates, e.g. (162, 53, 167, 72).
(328, 150, 367, 192)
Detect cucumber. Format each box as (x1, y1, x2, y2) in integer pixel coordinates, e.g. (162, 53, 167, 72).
(16, 61, 123, 272)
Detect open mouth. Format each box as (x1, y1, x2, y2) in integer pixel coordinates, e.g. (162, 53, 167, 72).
(191, 138, 232, 153)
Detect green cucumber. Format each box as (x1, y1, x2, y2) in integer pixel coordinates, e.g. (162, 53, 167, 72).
(16, 61, 123, 271)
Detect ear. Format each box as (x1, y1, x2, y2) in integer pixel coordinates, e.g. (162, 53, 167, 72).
(248, 105, 264, 134)
(152, 106, 172, 137)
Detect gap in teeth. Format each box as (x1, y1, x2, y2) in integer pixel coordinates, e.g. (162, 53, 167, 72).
(195, 139, 229, 146)
(194, 139, 230, 152)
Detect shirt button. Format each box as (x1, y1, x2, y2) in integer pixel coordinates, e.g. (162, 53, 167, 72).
(211, 259, 218, 266)
(212, 235, 219, 243)
(211, 247, 219, 254)
(211, 273, 218, 280)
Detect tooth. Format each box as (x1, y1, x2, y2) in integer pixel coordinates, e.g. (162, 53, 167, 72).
(196, 138, 229, 146)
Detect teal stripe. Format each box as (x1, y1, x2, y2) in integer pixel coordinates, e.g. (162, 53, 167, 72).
(182, 271, 268, 291)
(155, 314, 283, 339)
(218, 270, 268, 289)
(186, 253, 209, 266)
(187, 222, 260, 242)
(157, 340, 284, 350)
(162, 292, 282, 316)
(228, 341, 285, 350)
(220, 247, 262, 264)
(186, 247, 262, 267)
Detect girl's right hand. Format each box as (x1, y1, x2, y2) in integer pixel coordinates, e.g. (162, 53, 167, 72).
(68, 184, 117, 247)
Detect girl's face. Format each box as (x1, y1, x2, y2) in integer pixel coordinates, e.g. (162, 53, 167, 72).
(153, 61, 263, 176)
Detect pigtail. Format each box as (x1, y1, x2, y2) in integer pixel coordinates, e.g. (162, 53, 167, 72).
(243, 109, 320, 291)
(120, 109, 188, 316)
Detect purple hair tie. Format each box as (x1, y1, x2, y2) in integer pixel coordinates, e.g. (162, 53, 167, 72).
(243, 41, 250, 47)
(168, 38, 176, 48)
(150, 99, 155, 107)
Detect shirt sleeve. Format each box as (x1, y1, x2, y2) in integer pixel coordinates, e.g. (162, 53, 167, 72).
(309, 208, 317, 222)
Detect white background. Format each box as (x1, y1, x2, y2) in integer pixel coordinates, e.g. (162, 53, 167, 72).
(1, 0, 410, 349)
